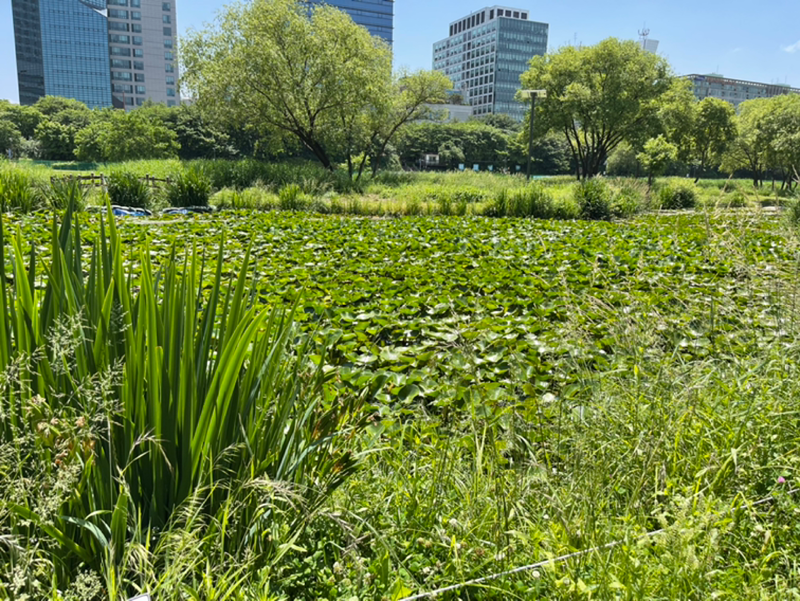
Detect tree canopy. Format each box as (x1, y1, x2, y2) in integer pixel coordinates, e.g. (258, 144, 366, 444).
(520, 38, 678, 179)
(181, 0, 448, 175)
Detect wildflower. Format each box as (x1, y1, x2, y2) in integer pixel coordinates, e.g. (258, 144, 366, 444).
(532, 570, 541, 579)
(778, 476, 787, 485)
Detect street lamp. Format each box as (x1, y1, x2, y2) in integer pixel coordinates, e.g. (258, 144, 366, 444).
(519, 89, 546, 181)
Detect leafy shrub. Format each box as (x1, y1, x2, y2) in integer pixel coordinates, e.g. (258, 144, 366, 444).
(0, 168, 43, 213)
(611, 182, 645, 218)
(164, 168, 212, 208)
(278, 183, 307, 211)
(721, 190, 748, 208)
(659, 183, 697, 210)
(48, 178, 89, 211)
(788, 199, 800, 226)
(106, 171, 150, 209)
(574, 179, 612, 220)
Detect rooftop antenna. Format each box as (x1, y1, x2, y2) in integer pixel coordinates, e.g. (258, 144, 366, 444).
(638, 24, 650, 50)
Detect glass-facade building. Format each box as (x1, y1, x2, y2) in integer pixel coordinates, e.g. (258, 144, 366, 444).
(11, 0, 179, 109)
(432, 6, 548, 121)
(309, 0, 394, 44)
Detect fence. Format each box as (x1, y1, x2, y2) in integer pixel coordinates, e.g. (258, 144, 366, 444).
(50, 174, 172, 189)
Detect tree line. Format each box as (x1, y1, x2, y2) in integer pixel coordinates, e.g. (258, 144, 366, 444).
(1, 0, 798, 186)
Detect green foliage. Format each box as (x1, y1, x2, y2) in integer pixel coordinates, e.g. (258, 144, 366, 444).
(0, 166, 44, 212)
(75, 109, 180, 162)
(1, 208, 800, 597)
(0, 121, 23, 157)
(688, 97, 737, 177)
(659, 181, 698, 209)
(48, 178, 89, 211)
(106, 171, 150, 209)
(278, 183, 308, 210)
(574, 178, 613, 220)
(182, 0, 393, 171)
(0, 207, 372, 595)
(606, 141, 641, 176)
(638, 134, 679, 184)
(34, 120, 79, 161)
(521, 38, 677, 179)
(485, 183, 566, 218)
(0, 101, 44, 138)
(163, 168, 212, 207)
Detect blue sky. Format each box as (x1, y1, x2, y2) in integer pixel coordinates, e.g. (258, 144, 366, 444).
(1, 0, 798, 103)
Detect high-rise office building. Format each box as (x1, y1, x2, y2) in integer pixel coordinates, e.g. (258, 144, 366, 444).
(308, 0, 394, 44)
(432, 6, 548, 121)
(11, 0, 180, 109)
(686, 74, 800, 107)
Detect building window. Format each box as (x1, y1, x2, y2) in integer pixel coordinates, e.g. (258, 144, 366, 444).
(162, 1, 171, 9)
(131, 0, 140, 6)
(108, 0, 128, 5)
(166, 88, 176, 97)
(166, 76, 175, 85)
(165, 63, 175, 72)
(164, 39, 173, 48)
(134, 49, 143, 57)
(133, 36, 143, 45)
(163, 15, 171, 23)
(136, 97, 145, 106)
(167, 100, 176, 107)
(109, 9, 128, 18)
(134, 73, 145, 82)
(134, 61, 144, 70)
(131, 11, 141, 19)
(164, 51, 174, 60)
(163, 27, 172, 36)
(132, 24, 142, 33)
(108, 22, 130, 32)
(135, 85, 146, 94)
(111, 59, 132, 69)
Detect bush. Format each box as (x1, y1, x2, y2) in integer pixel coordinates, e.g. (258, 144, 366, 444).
(106, 171, 150, 209)
(164, 169, 212, 208)
(611, 182, 646, 218)
(574, 179, 612, 220)
(0, 168, 44, 213)
(659, 183, 697, 210)
(278, 183, 307, 211)
(48, 178, 89, 211)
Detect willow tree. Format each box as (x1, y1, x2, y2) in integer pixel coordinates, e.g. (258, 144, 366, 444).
(181, 0, 391, 170)
(520, 38, 676, 179)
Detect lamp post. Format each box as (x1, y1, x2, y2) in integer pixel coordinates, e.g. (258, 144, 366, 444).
(519, 89, 546, 181)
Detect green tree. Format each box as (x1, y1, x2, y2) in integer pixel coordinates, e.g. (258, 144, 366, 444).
(438, 141, 465, 169)
(688, 97, 736, 181)
(0, 102, 44, 139)
(35, 120, 78, 160)
(348, 69, 452, 178)
(721, 98, 776, 187)
(637, 135, 678, 186)
(32, 96, 91, 117)
(74, 110, 179, 162)
(606, 142, 641, 176)
(473, 113, 522, 133)
(0, 121, 23, 157)
(182, 0, 391, 171)
(520, 38, 676, 179)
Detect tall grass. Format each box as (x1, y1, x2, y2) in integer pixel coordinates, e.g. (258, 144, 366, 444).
(0, 204, 374, 597)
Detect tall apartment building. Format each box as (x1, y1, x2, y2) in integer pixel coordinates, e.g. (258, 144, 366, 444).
(307, 0, 394, 44)
(686, 74, 800, 108)
(11, 0, 180, 109)
(432, 6, 548, 121)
